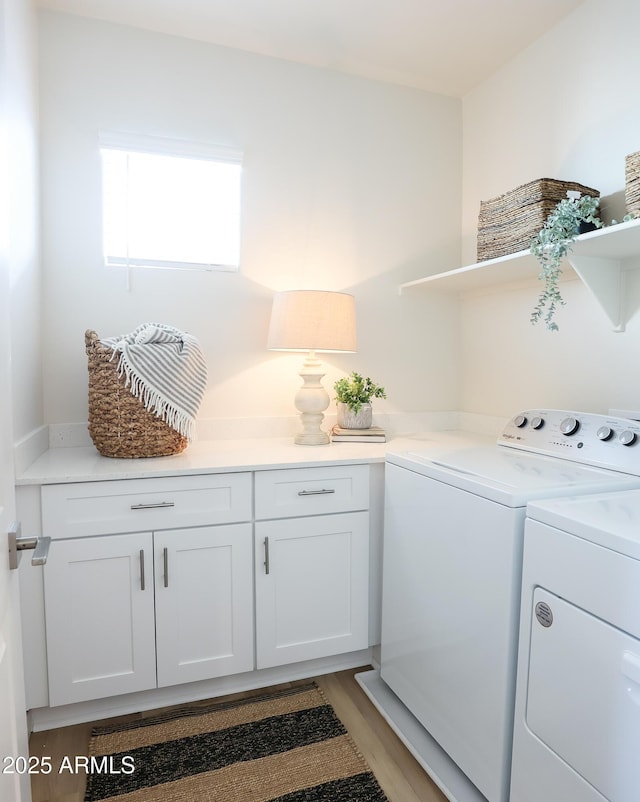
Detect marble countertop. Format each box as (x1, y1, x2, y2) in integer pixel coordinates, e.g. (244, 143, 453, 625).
(16, 429, 494, 485)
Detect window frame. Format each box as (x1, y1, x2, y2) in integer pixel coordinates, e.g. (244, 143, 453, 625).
(99, 131, 243, 273)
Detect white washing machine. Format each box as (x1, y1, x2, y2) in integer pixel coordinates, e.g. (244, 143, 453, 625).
(366, 411, 640, 802)
(511, 488, 640, 802)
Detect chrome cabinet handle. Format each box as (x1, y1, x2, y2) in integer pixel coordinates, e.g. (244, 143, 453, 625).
(130, 501, 175, 510)
(264, 537, 270, 575)
(297, 488, 336, 496)
(140, 549, 146, 591)
(163, 547, 169, 588)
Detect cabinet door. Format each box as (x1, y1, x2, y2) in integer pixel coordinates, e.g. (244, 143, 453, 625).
(255, 512, 369, 669)
(44, 532, 156, 706)
(155, 524, 254, 687)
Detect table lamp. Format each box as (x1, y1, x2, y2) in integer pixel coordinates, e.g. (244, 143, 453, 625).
(267, 290, 357, 445)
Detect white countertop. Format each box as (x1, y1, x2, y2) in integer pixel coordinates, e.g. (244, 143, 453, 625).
(16, 430, 493, 485)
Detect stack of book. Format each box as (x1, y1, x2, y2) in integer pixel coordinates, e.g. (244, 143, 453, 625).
(331, 425, 386, 443)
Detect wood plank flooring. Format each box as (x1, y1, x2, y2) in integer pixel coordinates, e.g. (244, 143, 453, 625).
(28, 667, 448, 802)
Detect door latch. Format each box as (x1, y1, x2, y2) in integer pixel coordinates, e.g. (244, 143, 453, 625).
(8, 521, 51, 570)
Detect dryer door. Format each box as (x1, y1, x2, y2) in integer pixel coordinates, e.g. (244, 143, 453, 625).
(526, 587, 640, 802)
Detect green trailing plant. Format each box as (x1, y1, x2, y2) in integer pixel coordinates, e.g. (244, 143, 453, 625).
(334, 372, 386, 413)
(530, 193, 603, 331)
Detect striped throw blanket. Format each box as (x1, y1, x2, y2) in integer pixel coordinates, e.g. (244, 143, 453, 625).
(102, 323, 207, 441)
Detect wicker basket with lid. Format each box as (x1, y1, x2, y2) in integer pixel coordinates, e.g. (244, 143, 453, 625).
(625, 151, 640, 218)
(477, 178, 600, 261)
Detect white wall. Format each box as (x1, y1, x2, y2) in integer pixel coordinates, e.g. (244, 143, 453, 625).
(461, 0, 640, 417)
(38, 11, 462, 431)
(4, 0, 42, 445)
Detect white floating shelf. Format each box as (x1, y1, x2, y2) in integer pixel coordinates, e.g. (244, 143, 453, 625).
(399, 217, 640, 331)
(400, 249, 539, 293)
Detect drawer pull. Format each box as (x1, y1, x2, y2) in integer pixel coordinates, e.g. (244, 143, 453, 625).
(163, 547, 169, 588)
(140, 549, 146, 591)
(297, 488, 336, 497)
(130, 501, 175, 511)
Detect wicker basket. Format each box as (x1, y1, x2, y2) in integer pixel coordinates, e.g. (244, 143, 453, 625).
(85, 329, 188, 459)
(477, 178, 600, 261)
(625, 151, 640, 218)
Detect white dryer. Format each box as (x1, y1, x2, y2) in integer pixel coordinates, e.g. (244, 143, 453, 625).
(364, 411, 640, 802)
(511, 487, 640, 802)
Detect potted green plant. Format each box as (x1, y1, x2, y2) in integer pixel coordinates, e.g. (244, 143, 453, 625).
(334, 372, 386, 429)
(530, 192, 603, 331)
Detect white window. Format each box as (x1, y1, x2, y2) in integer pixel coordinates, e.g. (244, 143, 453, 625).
(100, 132, 242, 271)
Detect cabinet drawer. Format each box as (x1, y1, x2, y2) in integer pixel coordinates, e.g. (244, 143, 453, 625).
(42, 473, 252, 538)
(255, 465, 369, 520)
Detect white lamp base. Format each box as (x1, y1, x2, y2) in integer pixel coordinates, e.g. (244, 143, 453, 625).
(295, 418, 330, 445)
(293, 352, 330, 445)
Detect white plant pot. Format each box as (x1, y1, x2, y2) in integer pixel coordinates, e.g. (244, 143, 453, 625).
(337, 402, 372, 429)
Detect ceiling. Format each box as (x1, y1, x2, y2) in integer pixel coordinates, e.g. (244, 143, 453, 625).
(35, 0, 585, 97)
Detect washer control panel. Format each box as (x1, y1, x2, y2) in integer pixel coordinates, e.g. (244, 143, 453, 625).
(498, 410, 640, 473)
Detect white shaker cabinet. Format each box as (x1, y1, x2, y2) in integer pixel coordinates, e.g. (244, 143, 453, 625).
(41, 473, 253, 706)
(44, 531, 156, 706)
(254, 465, 370, 669)
(154, 524, 253, 688)
(23, 460, 376, 718)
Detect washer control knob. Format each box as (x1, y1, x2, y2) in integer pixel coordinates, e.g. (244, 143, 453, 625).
(513, 415, 528, 428)
(597, 425, 614, 441)
(531, 416, 544, 430)
(619, 430, 637, 446)
(560, 416, 580, 436)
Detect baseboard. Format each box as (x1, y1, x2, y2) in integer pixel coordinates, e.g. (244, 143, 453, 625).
(29, 649, 372, 732)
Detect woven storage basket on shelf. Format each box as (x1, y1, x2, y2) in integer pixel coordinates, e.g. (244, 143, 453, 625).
(85, 329, 188, 459)
(477, 178, 600, 261)
(625, 151, 640, 218)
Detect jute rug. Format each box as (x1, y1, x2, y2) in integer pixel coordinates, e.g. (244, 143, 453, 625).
(84, 682, 389, 802)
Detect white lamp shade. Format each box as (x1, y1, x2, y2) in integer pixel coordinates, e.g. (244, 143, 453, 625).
(267, 290, 357, 353)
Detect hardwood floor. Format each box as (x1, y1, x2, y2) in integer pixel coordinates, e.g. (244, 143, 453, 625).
(28, 667, 448, 802)
(316, 670, 448, 802)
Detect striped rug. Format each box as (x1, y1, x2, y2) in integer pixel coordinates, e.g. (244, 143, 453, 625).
(84, 683, 389, 802)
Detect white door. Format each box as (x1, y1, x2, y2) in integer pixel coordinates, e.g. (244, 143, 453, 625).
(155, 524, 254, 687)
(44, 533, 157, 706)
(0, 0, 30, 795)
(0, 442, 30, 791)
(255, 512, 369, 669)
